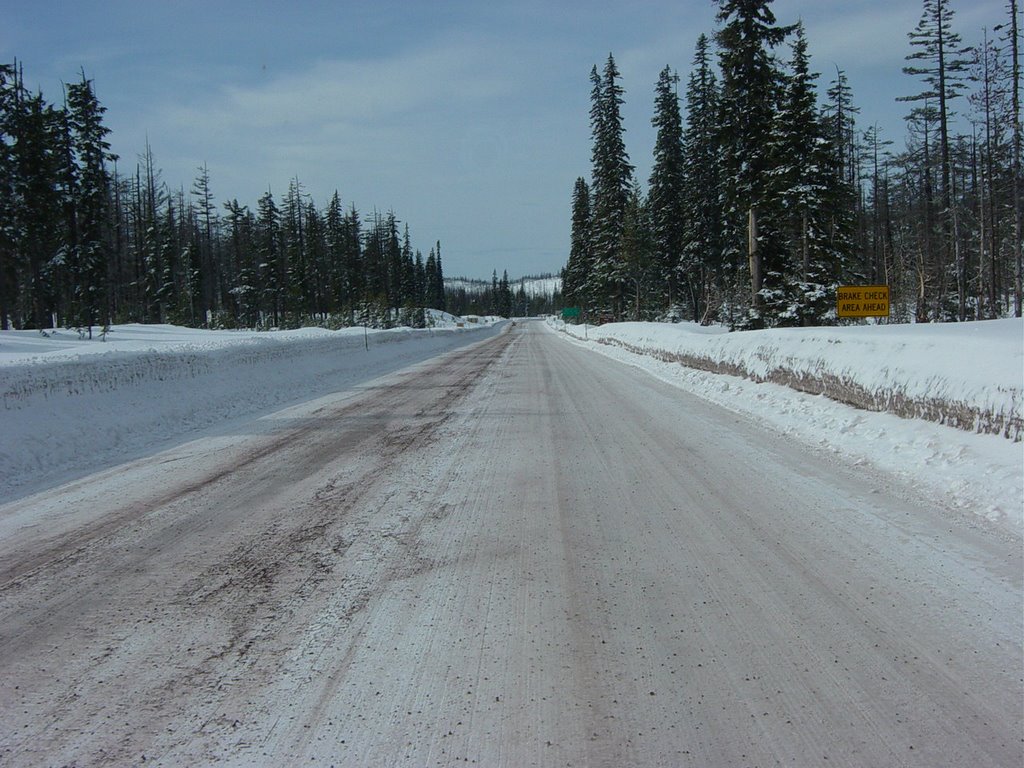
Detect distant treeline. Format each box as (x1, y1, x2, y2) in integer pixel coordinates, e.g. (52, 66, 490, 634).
(0, 62, 454, 333)
(446, 272, 562, 317)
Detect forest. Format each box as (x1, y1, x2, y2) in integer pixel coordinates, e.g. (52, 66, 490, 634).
(445, 272, 562, 318)
(2, 0, 1019, 335)
(562, 0, 1022, 328)
(0, 65, 453, 334)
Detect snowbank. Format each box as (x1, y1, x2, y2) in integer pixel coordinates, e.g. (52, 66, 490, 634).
(3, 316, 1020, 531)
(0, 322, 501, 500)
(552, 318, 1023, 441)
(548, 317, 1023, 531)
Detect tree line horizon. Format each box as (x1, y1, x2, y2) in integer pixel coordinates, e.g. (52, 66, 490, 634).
(0, 64, 562, 333)
(1, 0, 1020, 334)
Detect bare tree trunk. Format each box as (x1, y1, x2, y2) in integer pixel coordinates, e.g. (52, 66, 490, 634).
(802, 208, 810, 282)
(976, 136, 988, 319)
(1010, 0, 1022, 316)
(748, 207, 763, 317)
(954, 204, 966, 321)
(0, 250, 9, 330)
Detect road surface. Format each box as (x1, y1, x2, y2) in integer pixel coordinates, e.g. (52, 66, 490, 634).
(1, 320, 1020, 767)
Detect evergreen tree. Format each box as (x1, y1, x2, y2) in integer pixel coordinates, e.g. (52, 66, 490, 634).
(899, 0, 971, 320)
(589, 54, 634, 318)
(399, 223, 417, 323)
(14, 89, 65, 329)
(65, 72, 114, 335)
(343, 203, 363, 321)
(324, 191, 347, 315)
(0, 60, 447, 332)
(557, 4, 1020, 328)
(0, 63, 16, 329)
(498, 269, 512, 317)
(223, 198, 256, 325)
(563, 176, 592, 313)
(621, 182, 653, 320)
(860, 124, 896, 293)
(680, 34, 723, 324)
(825, 70, 860, 194)
(255, 189, 282, 326)
(414, 249, 425, 305)
(413, 248, 426, 327)
(648, 66, 686, 316)
(158, 196, 182, 323)
(135, 145, 169, 324)
(823, 68, 863, 282)
(384, 211, 402, 308)
(715, 0, 792, 326)
(191, 163, 218, 322)
(361, 210, 388, 323)
(433, 240, 446, 311)
(281, 177, 308, 321)
(304, 200, 327, 318)
(424, 249, 439, 310)
(768, 23, 846, 324)
(53, 99, 78, 328)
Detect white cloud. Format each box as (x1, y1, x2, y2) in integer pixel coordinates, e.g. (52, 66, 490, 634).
(101, 32, 585, 277)
(155, 41, 513, 143)
(115, 39, 515, 203)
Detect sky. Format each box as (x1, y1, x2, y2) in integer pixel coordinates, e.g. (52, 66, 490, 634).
(2, 0, 1011, 280)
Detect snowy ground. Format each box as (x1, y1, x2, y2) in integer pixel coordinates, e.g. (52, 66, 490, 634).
(549, 317, 1023, 534)
(0, 314, 502, 501)
(0, 320, 1019, 767)
(3, 314, 1020, 531)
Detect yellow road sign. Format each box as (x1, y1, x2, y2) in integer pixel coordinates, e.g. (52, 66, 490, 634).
(837, 285, 890, 318)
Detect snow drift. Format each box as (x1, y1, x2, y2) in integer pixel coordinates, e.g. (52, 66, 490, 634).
(548, 317, 1023, 531)
(552, 319, 1023, 441)
(2, 316, 1020, 530)
(0, 321, 502, 500)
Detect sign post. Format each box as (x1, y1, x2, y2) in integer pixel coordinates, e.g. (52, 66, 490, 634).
(836, 285, 890, 318)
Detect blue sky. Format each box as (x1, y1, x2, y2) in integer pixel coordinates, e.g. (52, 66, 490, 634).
(2, 0, 1009, 280)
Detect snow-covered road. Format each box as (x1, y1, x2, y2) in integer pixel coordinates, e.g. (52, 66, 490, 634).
(1, 320, 1020, 767)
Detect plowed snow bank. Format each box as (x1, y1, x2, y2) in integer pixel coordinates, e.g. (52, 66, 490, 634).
(0, 322, 500, 500)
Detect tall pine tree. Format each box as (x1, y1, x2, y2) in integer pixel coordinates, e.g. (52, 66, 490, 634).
(715, 0, 792, 326)
(681, 34, 723, 324)
(589, 54, 634, 318)
(899, 0, 971, 320)
(769, 23, 847, 324)
(648, 66, 686, 316)
(14, 89, 65, 329)
(562, 176, 592, 313)
(255, 189, 282, 326)
(0, 64, 21, 329)
(191, 163, 218, 323)
(65, 72, 114, 335)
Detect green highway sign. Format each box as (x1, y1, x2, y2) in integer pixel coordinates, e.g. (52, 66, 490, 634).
(562, 307, 580, 319)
